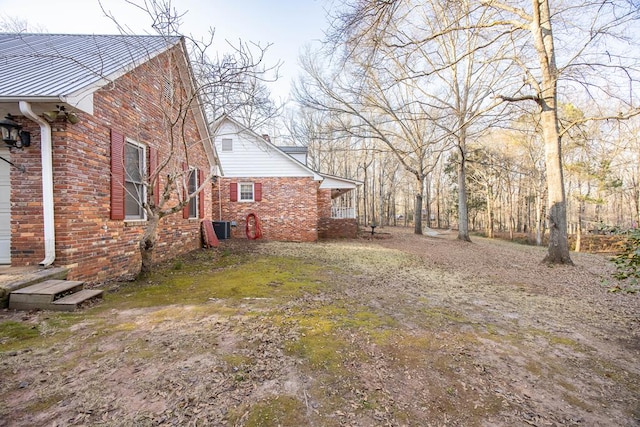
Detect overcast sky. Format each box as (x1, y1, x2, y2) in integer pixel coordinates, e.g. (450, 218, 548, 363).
(0, 0, 335, 100)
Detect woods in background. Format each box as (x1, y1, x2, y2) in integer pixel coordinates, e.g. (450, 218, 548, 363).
(289, 0, 639, 263)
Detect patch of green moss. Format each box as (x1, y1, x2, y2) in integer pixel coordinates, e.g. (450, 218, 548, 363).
(0, 320, 40, 350)
(112, 321, 138, 331)
(25, 392, 66, 413)
(105, 256, 326, 309)
(232, 396, 308, 427)
(419, 306, 469, 326)
(562, 392, 593, 411)
(588, 358, 640, 389)
(122, 338, 156, 360)
(146, 305, 233, 323)
(344, 308, 397, 330)
(1, 314, 87, 352)
(525, 360, 543, 376)
(380, 333, 438, 368)
(531, 329, 584, 351)
(279, 302, 395, 374)
(557, 379, 577, 392)
(284, 307, 347, 372)
(213, 250, 246, 268)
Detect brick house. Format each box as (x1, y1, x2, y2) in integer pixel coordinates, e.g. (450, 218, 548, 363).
(211, 115, 360, 241)
(0, 33, 219, 282)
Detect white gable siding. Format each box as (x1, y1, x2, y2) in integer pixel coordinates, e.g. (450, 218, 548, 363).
(214, 120, 317, 178)
(289, 152, 307, 164)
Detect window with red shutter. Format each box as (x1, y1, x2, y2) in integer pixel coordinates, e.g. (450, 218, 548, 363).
(230, 182, 238, 202)
(124, 141, 147, 219)
(239, 182, 254, 201)
(254, 182, 262, 202)
(110, 130, 125, 220)
(112, 129, 147, 220)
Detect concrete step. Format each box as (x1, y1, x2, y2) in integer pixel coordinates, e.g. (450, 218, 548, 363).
(50, 289, 104, 311)
(9, 280, 85, 311)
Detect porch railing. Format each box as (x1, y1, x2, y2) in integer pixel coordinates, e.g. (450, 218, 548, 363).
(331, 206, 356, 219)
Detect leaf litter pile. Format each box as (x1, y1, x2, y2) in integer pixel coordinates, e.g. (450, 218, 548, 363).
(1, 227, 638, 426)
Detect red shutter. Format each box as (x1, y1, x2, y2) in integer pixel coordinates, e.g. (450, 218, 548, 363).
(110, 130, 125, 220)
(230, 182, 238, 202)
(182, 163, 189, 219)
(148, 146, 160, 206)
(198, 169, 205, 218)
(254, 182, 262, 202)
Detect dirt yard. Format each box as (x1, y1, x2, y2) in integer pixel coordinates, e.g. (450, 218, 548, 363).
(1, 227, 639, 426)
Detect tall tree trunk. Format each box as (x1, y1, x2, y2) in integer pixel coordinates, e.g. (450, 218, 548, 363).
(633, 174, 640, 227)
(509, 183, 515, 240)
(362, 161, 368, 225)
(532, 0, 573, 264)
(535, 188, 544, 246)
(486, 185, 494, 238)
(425, 175, 432, 228)
(457, 151, 471, 242)
(415, 193, 423, 235)
(436, 177, 442, 229)
(576, 196, 584, 253)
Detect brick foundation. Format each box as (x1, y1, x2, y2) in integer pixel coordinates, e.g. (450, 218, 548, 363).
(318, 218, 359, 239)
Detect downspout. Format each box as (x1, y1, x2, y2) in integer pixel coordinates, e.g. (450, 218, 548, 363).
(218, 177, 222, 219)
(19, 101, 56, 266)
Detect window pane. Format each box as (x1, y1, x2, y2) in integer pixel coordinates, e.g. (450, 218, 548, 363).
(188, 170, 197, 193)
(125, 182, 143, 217)
(124, 141, 146, 219)
(125, 143, 142, 182)
(221, 139, 233, 152)
(240, 183, 253, 201)
(188, 170, 197, 218)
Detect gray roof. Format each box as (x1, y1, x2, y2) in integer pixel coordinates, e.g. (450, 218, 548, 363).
(277, 146, 308, 154)
(0, 33, 181, 100)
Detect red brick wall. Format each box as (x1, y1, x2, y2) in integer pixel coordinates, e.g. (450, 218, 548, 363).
(9, 45, 212, 282)
(317, 189, 332, 218)
(213, 177, 319, 242)
(318, 218, 358, 239)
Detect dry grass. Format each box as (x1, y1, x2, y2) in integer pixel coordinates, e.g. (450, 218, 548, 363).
(1, 227, 638, 426)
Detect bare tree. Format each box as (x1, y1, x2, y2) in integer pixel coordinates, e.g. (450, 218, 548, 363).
(311, 0, 517, 240)
(328, 0, 639, 261)
(295, 44, 449, 234)
(0, 15, 47, 33)
(485, 0, 640, 264)
(100, 0, 279, 273)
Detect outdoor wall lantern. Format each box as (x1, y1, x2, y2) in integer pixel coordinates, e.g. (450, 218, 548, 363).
(0, 114, 30, 148)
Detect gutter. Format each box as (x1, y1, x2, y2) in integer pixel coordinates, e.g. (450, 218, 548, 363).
(19, 101, 56, 266)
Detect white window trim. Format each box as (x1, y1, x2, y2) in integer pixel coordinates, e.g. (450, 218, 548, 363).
(124, 138, 147, 221)
(239, 182, 254, 202)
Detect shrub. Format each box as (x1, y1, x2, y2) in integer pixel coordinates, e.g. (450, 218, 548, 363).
(610, 229, 640, 293)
